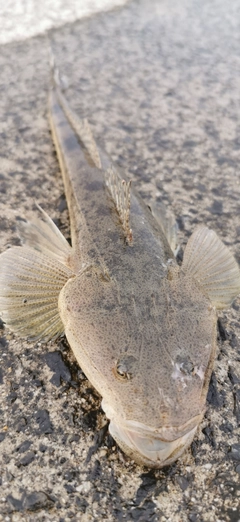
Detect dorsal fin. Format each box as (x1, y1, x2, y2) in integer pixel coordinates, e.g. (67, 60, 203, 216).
(56, 89, 102, 169)
(49, 48, 102, 169)
(105, 166, 132, 243)
(81, 118, 102, 169)
(149, 200, 178, 255)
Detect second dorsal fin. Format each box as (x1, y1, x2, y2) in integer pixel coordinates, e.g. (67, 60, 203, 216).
(105, 166, 132, 243)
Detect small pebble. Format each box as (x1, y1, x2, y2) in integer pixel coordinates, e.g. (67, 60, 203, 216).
(203, 463, 212, 470)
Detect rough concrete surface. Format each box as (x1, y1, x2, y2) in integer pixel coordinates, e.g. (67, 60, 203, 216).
(0, 0, 240, 520)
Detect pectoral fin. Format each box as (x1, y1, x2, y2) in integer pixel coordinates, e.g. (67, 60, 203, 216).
(0, 246, 75, 340)
(17, 205, 73, 267)
(182, 225, 240, 309)
(1, 208, 77, 340)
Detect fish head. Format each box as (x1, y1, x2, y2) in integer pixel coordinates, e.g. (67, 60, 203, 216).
(101, 267, 217, 467)
(59, 264, 217, 467)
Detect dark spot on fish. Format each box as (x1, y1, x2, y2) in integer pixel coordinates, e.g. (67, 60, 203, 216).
(87, 248, 96, 258)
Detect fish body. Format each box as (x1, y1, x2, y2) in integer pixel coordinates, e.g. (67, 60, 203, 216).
(0, 72, 240, 467)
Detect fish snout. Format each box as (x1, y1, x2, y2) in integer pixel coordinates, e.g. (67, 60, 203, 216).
(109, 421, 197, 467)
(102, 399, 202, 467)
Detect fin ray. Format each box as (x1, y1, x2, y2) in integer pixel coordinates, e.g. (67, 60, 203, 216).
(150, 200, 178, 254)
(0, 246, 75, 340)
(17, 206, 73, 268)
(182, 226, 240, 309)
(105, 166, 132, 243)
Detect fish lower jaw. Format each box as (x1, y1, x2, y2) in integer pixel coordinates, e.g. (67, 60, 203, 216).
(102, 399, 202, 467)
(109, 420, 198, 468)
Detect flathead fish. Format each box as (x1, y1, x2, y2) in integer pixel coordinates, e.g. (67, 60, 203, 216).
(0, 68, 240, 468)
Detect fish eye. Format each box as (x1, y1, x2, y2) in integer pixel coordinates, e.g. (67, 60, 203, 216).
(116, 362, 129, 380)
(176, 355, 195, 375)
(179, 360, 194, 375)
(115, 355, 138, 381)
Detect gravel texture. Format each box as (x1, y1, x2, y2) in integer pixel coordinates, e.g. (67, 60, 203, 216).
(0, 0, 240, 520)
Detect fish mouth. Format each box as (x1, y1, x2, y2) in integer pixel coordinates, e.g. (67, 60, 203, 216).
(109, 420, 198, 467)
(102, 400, 202, 467)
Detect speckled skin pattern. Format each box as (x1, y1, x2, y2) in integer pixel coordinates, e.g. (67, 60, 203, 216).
(0, 0, 240, 520)
(51, 88, 218, 463)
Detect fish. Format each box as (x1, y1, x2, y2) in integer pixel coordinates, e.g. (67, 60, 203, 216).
(0, 65, 240, 469)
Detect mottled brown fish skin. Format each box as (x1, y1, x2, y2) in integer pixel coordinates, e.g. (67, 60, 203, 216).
(49, 87, 219, 466)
